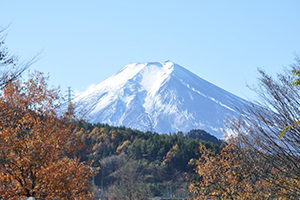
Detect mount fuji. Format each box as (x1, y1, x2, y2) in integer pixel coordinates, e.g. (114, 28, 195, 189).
(72, 61, 249, 138)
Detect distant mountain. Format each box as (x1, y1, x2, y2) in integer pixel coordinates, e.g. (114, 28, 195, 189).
(72, 61, 250, 138)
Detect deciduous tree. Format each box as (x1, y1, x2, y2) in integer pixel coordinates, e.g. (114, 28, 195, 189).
(231, 62, 300, 196)
(190, 62, 300, 199)
(0, 72, 95, 200)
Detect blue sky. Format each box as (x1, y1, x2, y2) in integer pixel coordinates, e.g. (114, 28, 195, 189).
(1, 1, 300, 100)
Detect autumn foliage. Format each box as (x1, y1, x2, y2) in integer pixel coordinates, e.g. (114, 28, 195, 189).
(190, 138, 300, 199)
(190, 64, 300, 199)
(0, 72, 95, 199)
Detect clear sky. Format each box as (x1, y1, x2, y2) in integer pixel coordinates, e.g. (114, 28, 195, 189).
(1, 1, 300, 100)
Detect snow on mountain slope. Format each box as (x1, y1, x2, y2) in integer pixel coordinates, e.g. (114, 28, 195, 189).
(72, 61, 249, 138)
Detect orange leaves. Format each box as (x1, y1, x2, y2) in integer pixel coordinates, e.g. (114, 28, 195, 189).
(163, 144, 180, 164)
(37, 158, 95, 200)
(190, 138, 300, 199)
(0, 72, 95, 199)
(190, 141, 258, 199)
(116, 140, 131, 153)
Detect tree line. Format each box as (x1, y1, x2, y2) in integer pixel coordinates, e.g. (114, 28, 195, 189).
(76, 122, 220, 198)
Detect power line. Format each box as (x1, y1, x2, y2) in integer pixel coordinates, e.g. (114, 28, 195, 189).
(66, 86, 74, 103)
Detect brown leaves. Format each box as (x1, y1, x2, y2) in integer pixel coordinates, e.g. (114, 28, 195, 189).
(38, 158, 95, 200)
(190, 138, 300, 199)
(0, 72, 95, 199)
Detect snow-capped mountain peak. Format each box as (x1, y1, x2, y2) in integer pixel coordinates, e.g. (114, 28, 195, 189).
(72, 61, 248, 138)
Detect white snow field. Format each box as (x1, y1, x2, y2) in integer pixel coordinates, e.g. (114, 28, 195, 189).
(72, 61, 250, 138)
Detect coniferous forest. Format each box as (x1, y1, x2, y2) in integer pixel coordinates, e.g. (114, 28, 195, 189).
(77, 122, 221, 199)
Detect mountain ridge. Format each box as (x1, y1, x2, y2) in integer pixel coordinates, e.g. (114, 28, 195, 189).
(72, 61, 249, 138)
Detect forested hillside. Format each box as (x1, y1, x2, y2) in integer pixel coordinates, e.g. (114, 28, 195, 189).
(76, 122, 221, 198)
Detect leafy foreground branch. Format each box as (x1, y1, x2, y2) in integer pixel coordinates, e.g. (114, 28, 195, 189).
(0, 72, 95, 200)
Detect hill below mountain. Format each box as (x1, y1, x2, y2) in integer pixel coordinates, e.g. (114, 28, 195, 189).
(77, 121, 220, 198)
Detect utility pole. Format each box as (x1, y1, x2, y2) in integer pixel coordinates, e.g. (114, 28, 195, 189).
(67, 86, 73, 103)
